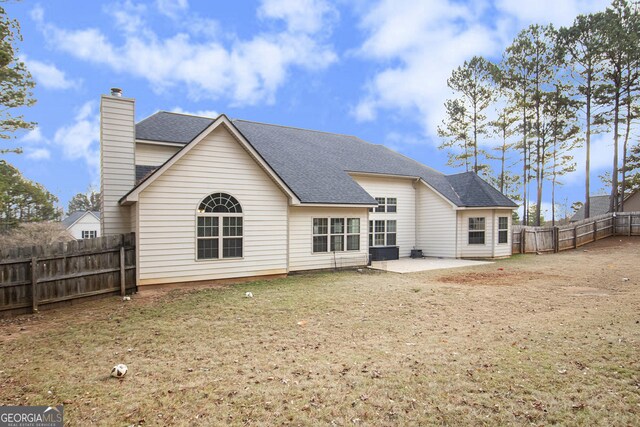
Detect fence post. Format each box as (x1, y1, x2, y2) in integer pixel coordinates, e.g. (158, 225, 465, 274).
(554, 227, 559, 253)
(120, 246, 126, 297)
(592, 220, 597, 242)
(520, 228, 525, 254)
(573, 226, 577, 249)
(31, 257, 38, 313)
(629, 213, 632, 236)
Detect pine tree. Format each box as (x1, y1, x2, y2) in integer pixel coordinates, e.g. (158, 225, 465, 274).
(0, 4, 36, 151)
(67, 188, 101, 214)
(438, 56, 496, 175)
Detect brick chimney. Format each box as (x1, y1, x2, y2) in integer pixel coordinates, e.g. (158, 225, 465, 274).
(100, 88, 135, 235)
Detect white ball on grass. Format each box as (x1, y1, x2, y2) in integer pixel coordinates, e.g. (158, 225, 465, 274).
(111, 364, 128, 378)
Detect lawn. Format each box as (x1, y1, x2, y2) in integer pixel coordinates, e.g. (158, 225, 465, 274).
(1, 237, 639, 426)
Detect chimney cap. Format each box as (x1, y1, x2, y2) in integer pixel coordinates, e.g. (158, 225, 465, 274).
(110, 87, 123, 97)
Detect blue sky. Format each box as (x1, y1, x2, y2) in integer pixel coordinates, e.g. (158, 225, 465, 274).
(4, 0, 613, 217)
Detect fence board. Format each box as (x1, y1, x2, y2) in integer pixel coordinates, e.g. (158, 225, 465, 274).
(512, 212, 640, 254)
(0, 233, 136, 316)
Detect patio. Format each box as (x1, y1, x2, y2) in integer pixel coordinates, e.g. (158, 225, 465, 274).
(369, 257, 492, 273)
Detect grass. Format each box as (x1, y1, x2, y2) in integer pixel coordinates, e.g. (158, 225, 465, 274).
(1, 237, 639, 426)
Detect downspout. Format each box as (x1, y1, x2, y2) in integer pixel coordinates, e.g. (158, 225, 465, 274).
(413, 178, 420, 249)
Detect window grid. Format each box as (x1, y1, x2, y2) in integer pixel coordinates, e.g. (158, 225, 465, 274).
(369, 197, 398, 213)
(468, 217, 485, 245)
(313, 217, 360, 253)
(368, 220, 397, 246)
(498, 216, 509, 244)
(81, 230, 97, 239)
(197, 193, 243, 260)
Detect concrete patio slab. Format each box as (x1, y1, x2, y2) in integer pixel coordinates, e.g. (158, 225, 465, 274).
(369, 257, 492, 273)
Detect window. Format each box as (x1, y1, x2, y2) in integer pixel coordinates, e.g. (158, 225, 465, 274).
(347, 218, 360, 251)
(313, 217, 360, 253)
(386, 198, 397, 213)
(81, 230, 97, 239)
(196, 193, 243, 260)
(330, 218, 344, 251)
(498, 217, 509, 244)
(468, 217, 485, 245)
(369, 197, 398, 213)
(369, 220, 397, 246)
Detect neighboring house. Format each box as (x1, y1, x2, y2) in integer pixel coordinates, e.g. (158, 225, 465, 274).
(99, 89, 517, 287)
(571, 191, 640, 222)
(62, 211, 101, 240)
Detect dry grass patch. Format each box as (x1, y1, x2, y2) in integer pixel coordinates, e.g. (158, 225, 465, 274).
(1, 237, 639, 426)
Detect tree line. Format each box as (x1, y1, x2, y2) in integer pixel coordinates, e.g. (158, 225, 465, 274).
(438, 0, 640, 225)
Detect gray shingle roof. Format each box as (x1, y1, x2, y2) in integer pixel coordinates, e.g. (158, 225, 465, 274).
(136, 112, 214, 143)
(132, 112, 517, 208)
(570, 195, 611, 221)
(62, 211, 100, 228)
(136, 165, 158, 184)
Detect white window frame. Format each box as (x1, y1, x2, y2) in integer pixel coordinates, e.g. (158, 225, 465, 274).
(369, 197, 398, 213)
(368, 219, 397, 247)
(81, 230, 97, 239)
(498, 216, 509, 244)
(468, 217, 486, 245)
(312, 217, 361, 254)
(196, 193, 244, 261)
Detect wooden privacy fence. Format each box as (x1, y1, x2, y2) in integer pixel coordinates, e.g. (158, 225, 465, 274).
(512, 212, 640, 254)
(0, 233, 136, 316)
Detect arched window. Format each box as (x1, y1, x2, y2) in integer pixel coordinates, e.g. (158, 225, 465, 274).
(196, 193, 243, 260)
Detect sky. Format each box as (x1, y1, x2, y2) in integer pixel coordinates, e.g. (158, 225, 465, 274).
(4, 0, 615, 218)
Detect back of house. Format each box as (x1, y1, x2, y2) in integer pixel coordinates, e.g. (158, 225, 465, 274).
(100, 89, 517, 287)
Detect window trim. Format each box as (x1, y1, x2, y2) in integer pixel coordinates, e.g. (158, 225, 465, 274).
(468, 217, 486, 245)
(195, 193, 244, 261)
(368, 219, 398, 247)
(312, 217, 361, 254)
(369, 196, 398, 213)
(81, 230, 97, 239)
(497, 216, 509, 244)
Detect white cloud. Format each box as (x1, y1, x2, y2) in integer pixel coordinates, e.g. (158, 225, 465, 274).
(33, 1, 337, 106)
(53, 101, 100, 181)
(258, 0, 338, 33)
(354, 0, 499, 134)
(171, 107, 218, 118)
(26, 147, 51, 160)
(156, 0, 188, 18)
(352, 0, 614, 141)
(21, 127, 48, 144)
(495, 0, 610, 27)
(22, 55, 79, 90)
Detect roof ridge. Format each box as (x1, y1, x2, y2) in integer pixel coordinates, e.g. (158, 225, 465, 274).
(157, 110, 217, 119)
(232, 118, 360, 139)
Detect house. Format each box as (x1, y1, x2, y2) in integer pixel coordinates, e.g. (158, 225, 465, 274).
(571, 191, 640, 222)
(100, 88, 517, 287)
(61, 210, 101, 240)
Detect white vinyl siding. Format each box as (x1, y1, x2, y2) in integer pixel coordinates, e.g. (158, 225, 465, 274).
(136, 126, 288, 285)
(100, 95, 135, 235)
(415, 182, 457, 258)
(289, 207, 368, 271)
(351, 175, 416, 257)
(135, 142, 181, 166)
(456, 209, 513, 258)
(66, 213, 101, 240)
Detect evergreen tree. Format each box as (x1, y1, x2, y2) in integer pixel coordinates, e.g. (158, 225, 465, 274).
(0, 3, 36, 151)
(438, 56, 496, 175)
(557, 12, 605, 219)
(0, 160, 60, 230)
(67, 188, 101, 213)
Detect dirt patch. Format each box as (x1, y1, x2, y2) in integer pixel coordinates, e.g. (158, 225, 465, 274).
(437, 271, 521, 285)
